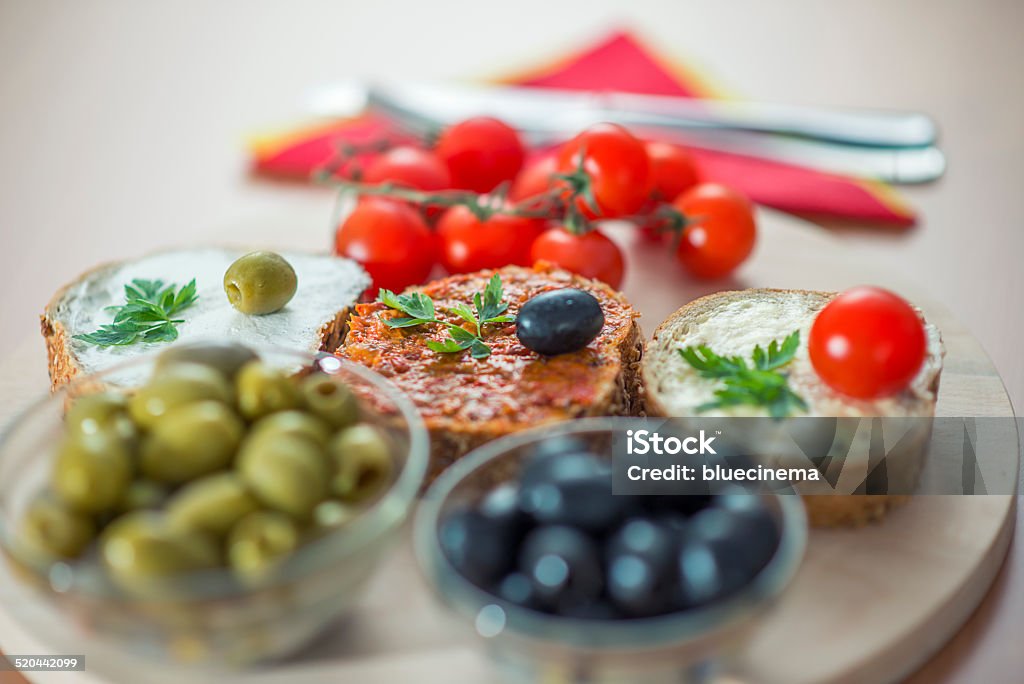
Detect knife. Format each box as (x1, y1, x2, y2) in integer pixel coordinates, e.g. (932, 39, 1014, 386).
(306, 81, 945, 183)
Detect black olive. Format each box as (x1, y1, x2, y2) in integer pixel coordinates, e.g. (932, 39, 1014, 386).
(479, 482, 530, 540)
(516, 288, 604, 356)
(519, 469, 630, 534)
(520, 447, 603, 492)
(606, 519, 678, 575)
(439, 507, 518, 588)
(607, 554, 670, 617)
(676, 505, 779, 608)
(518, 525, 604, 611)
(605, 519, 679, 617)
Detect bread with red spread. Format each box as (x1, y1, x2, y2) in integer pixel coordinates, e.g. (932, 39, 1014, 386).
(338, 264, 644, 480)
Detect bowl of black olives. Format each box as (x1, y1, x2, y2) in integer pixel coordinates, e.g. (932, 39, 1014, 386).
(0, 343, 428, 667)
(416, 419, 807, 683)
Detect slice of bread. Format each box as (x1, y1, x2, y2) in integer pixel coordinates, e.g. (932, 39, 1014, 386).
(643, 289, 944, 527)
(338, 263, 644, 482)
(42, 247, 369, 390)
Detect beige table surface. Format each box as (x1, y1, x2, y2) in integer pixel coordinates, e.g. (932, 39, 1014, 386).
(0, 1, 1022, 682)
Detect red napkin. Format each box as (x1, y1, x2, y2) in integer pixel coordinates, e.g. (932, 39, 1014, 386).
(250, 30, 915, 227)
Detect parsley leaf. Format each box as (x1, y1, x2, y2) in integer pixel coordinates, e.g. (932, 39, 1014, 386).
(376, 274, 515, 360)
(477, 273, 509, 323)
(74, 278, 198, 347)
(679, 330, 807, 418)
(426, 338, 469, 354)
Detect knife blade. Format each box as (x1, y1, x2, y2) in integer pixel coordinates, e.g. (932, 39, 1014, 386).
(306, 81, 945, 183)
(309, 80, 938, 148)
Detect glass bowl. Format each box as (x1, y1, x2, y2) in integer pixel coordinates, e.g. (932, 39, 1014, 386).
(415, 418, 807, 684)
(0, 345, 428, 667)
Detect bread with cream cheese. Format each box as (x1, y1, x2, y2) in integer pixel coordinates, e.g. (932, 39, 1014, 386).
(41, 247, 369, 390)
(643, 288, 944, 527)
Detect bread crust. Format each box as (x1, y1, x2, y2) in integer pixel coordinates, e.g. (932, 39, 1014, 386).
(41, 257, 127, 391)
(642, 288, 944, 527)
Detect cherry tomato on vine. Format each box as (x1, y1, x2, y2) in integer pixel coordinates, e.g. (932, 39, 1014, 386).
(530, 227, 625, 289)
(510, 153, 559, 202)
(334, 197, 435, 293)
(635, 142, 699, 242)
(362, 146, 451, 191)
(646, 141, 700, 201)
(556, 123, 651, 219)
(436, 205, 545, 273)
(435, 117, 525, 193)
(808, 287, 927, 399)
(673, 183, 756, 279)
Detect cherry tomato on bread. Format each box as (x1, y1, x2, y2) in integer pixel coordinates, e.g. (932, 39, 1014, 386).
(334, 197, 435, 293)
(673, 183, 756, 279)
(808, 286, 927, 399)
(530, 226, 625, 289)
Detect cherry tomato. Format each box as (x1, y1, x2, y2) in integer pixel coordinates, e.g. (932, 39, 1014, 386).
(646, 141, 700, 201)
(363, 146, 451, 223)
(673, 183, 756, 279)
(808, 287, 927, 399)
(530, 227, 625, 289)
(362, 146, 451, 191)
(436, 205, 545, 273)
(435, 117, 525, 193)
(510, 153, 559, 201)
(556, 123, 651, 219)
(334, 197, 435, 293)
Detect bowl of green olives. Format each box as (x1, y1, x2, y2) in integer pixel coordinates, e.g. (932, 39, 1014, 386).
(416, 419, 806, 684)
(0, 342, 428, 667)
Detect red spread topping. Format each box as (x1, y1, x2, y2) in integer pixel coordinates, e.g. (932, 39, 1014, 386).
(338, 264, 637, 429)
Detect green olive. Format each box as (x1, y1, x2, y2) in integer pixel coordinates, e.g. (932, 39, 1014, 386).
(141, 401, 244, 484)
(227, 511, 299, 583)
(166, 473, 258, 537)
(235, 361, 301, 420)
(130, 363, 233, 429)
(101, 512, 220, 590)
(17, 495, 96, 562)
(309, 500, 360, 537)
(155, 343, 259, 380)
(248, 410, 332, 450)
(300, 374, 359, 429)
(65, 391, 138, 445)
(117, 480, 170, 512)
(223, 251, 298, 315)
(328, 424, 393, 503)
(238, 434, 328, 519)
(51, 432, 133, 514)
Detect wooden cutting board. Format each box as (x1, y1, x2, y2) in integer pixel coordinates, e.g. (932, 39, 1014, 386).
(0, 208, 1016, 684)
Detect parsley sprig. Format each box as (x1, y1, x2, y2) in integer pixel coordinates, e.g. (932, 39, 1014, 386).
(679, 330, 808, 418)
(74, 279, 198, 347)
(377, 274, 515, 359)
